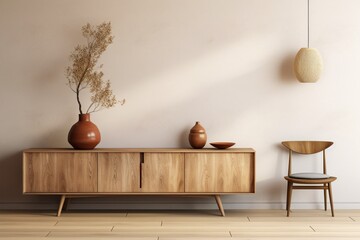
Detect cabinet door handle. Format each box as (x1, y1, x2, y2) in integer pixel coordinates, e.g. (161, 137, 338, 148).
(140, 153, 144, 188)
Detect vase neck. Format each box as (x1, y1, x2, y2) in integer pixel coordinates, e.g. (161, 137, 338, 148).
(79, 114, 90, 121)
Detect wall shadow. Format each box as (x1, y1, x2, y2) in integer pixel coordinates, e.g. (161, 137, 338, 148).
(278, 52, 297, 83)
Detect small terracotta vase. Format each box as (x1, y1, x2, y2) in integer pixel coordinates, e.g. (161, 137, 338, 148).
(68, 114, 101, 150)
(189, 121, 207, 149)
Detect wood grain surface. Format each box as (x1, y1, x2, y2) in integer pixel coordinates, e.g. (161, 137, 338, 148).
(23, 152, 97, 193)
(184, 153, 255, 193)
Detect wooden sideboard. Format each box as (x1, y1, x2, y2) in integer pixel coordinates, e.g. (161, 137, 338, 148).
(23, 148, 255, 216)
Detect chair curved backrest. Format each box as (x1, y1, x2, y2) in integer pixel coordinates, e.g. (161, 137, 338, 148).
(282, 141, 333, 154)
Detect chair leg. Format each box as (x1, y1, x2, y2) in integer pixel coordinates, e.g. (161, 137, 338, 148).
(286, 182, 290, 211)
(328, 182, 335, 217)
(324, 183, 327, 211)
(287, 182, 293, 217)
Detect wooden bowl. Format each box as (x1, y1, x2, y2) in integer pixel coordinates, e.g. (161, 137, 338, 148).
(210, 142, 235, 149)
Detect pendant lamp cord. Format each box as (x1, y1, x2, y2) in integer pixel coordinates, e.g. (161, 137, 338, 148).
(307, 0, 310, 48)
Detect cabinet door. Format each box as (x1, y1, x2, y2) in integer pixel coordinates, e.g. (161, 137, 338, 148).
(141, 153, 184, 192)
(23, 152, 97, 193)
(185, 153, 255, 193)
(98, 153, 140, 192)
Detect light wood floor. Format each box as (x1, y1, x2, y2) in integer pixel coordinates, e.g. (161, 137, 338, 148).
(1, 209, 360, 239)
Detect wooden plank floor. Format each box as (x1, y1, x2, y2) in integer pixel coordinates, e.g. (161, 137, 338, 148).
(0, 210, 360, 239)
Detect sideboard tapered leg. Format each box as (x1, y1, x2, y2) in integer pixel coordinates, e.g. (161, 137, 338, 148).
(57, 195, 66, 217)
(214, 195, 225, 217)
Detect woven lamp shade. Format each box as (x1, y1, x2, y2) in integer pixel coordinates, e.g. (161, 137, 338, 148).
(294, 48, 323, 83)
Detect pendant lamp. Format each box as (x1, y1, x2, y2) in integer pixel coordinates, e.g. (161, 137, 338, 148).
(294, 0, 323, 83)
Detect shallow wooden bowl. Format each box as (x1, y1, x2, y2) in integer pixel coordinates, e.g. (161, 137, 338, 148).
(210, 142, 235, 149)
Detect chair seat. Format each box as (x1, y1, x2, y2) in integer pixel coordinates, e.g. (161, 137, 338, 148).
(284, 175, 337, 184)
(290, 172, 330, 179)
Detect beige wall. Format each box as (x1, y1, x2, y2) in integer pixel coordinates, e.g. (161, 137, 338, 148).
(1, 0, 360, 209)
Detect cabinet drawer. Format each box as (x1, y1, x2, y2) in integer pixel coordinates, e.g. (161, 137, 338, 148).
(23, 152, 97, 193)
(185, 153, 255, 193)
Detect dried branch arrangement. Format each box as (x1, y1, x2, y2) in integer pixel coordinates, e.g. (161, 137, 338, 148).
(66, 22, 124, 114)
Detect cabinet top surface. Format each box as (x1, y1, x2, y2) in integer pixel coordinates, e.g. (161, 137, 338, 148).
(23, 148, 255, 153)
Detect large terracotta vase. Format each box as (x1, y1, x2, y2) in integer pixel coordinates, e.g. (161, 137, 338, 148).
(68, 114, 101, 150)
(189, 121, 207, 149)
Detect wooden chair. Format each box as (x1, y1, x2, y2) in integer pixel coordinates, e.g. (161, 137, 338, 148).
(282, 141, 337, 217)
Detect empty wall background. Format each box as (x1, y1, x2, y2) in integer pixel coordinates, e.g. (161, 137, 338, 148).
(0, 0, 360, 209)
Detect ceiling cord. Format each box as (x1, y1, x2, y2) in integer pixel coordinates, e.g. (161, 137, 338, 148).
(308, 0, 310, 48)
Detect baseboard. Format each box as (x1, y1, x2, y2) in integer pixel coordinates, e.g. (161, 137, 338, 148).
(1, 202, 360, 210)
